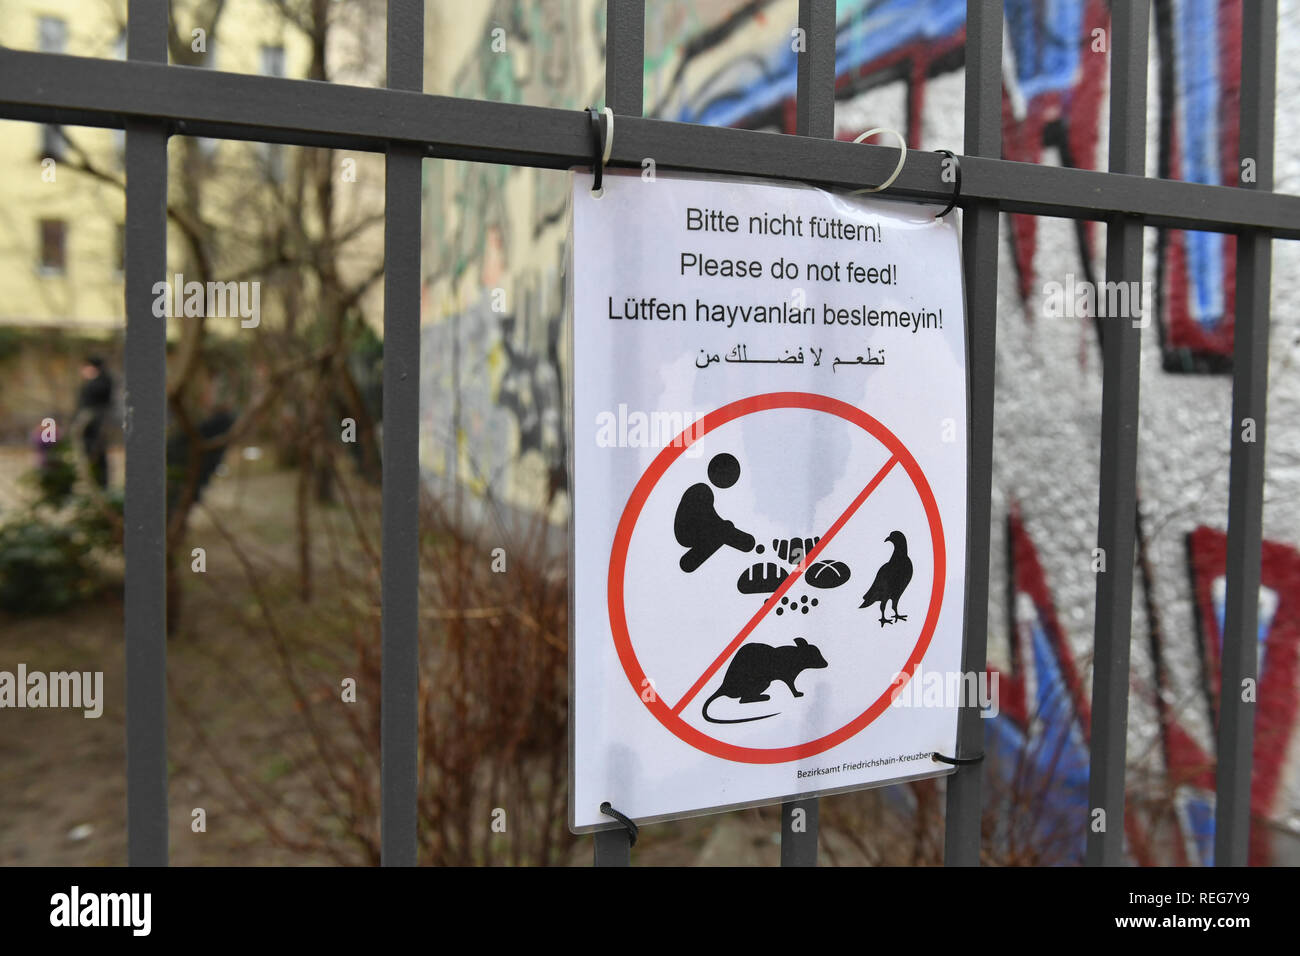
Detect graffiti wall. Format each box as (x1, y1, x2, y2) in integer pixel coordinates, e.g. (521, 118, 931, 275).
(419, 0, 1300, 862)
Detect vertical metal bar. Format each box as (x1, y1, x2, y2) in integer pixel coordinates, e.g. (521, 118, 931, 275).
(1085, 0, 1149, 868)
(942, 0, 1002, 868)
(781, 0, 836, 868)
(604, 0, 644, 116)
(381, 0, 423, 868)
(593, 0, 644, 867)
(1216, 0, 1276, 868)
(591, 0, 644, 868)
(593, 829, 631, 867)
(781, 798, 820, 866)
(795, 0, 836, 138)
(124, 0, 169, 869)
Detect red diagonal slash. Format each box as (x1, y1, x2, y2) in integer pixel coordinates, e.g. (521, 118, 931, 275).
(670, 454, 900, 716)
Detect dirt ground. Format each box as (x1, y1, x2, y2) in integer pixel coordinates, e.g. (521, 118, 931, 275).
(0, 446, 348, 865)
(1, 445, 879, 867)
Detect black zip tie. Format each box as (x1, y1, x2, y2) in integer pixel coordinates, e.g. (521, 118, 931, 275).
(586, 106, 605, 195)
(933, 149, 961, 219)
(932, 750, 984, 766)
(599, 801, 638, 846)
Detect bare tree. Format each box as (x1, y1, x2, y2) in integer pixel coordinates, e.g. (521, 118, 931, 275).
(59, 0, 390, 628)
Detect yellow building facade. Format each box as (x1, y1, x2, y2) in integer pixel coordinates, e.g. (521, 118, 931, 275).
(0, 0, 314, 330)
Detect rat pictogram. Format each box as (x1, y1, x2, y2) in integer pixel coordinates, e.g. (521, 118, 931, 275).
(701, 638, 828, 723)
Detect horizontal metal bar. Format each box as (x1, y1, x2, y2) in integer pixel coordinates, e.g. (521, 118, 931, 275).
(1, 49, 1297, 238)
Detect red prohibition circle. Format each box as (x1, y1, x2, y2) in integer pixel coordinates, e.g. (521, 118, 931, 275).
(607, 391, 946, 764)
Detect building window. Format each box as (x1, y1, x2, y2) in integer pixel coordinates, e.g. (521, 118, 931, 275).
(260, 44, 285, 77)
(38, 16, 66, 53)
(196, 42, 219, 160)
(259, 45, 286, 182)
(39, 219, 66, 275)
(113, 29, 126, 164)
(39, 18, 68, 161)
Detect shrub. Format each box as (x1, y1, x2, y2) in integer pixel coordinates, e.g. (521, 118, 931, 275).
(0, 467, 123, 615)
(0, 516, 103, 613)
(25, 442, 78, 508)
(179, 468, 574, 866)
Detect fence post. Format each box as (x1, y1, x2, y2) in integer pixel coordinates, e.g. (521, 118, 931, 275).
(605, 0, 645, 117)
(381, 0, 424, 868)
(1085, 0, 1149, 868)
(778, 0, 837, 869)
(942, 0, 1002, 868)
(594, 828, 632, 867)
(781, 798, 820, 866)
(591, 0, 645, 868)
(1215, 0, 1276, 868)
(123, 0, 170, 869)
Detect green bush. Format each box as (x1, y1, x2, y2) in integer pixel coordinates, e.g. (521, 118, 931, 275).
(0, 469, 122, 615)
(24, 442, 78, 509)
(72, 490, 124, 552)
(0, 516, 102, 614)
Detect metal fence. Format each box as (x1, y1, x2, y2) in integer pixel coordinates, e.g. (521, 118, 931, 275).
(0, 0, 1288, 867)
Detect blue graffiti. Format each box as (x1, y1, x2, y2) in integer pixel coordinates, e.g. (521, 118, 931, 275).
(986, 617, 1091, 863)
(675, 0, 1097, 129)
(1004, 0, 1085, 98)
(1175, 0, 1226, 326)
(675, 0, 967, 128)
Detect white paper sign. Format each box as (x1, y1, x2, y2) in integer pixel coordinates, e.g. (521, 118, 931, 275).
(569, 169, 969, 832)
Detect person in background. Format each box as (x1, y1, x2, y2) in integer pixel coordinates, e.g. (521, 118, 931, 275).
(165, 405, 237, 512)
(76, 356, 113, 489)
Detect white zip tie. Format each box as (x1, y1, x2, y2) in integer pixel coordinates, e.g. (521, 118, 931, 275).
(851, 127, 907, 194)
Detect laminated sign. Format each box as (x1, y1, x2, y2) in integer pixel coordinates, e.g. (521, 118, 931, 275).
(569, 169, 970, 832)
